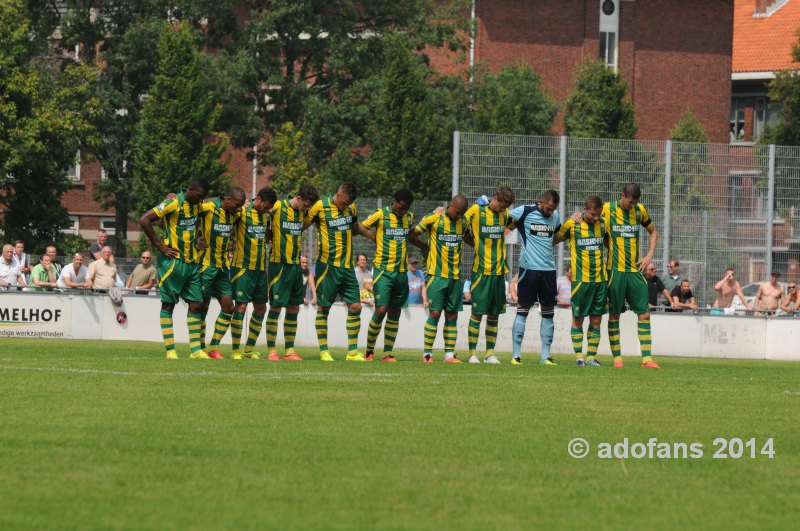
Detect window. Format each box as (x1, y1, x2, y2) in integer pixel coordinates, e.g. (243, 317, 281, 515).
(64, 216, 79, 235)
(599, 32, 617, 71)
(100, 218, 116, 235)
(754, 98, 766, 140)
(66, 151, 81, 181)
(729, 98, 746, 142)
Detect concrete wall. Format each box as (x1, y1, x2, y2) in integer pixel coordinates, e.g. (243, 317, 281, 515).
(1, 292, 796, 361)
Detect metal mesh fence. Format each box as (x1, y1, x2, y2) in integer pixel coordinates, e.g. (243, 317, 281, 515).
(454, 132, 800, 308)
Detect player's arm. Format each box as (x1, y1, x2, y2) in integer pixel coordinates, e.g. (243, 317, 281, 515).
(357, 209, 381, 242)
(354, 221, 376, 242)
(139, 202, 179, 259)
(463, 231, 475, 247)
(553, 220, 571, 245)
(408, 226, 429, 253)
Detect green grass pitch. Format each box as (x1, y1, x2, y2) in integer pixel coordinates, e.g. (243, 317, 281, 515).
(1, 338, 798, 529)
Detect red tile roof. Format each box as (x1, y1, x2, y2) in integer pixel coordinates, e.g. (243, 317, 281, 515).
(734, 0, 800, 72)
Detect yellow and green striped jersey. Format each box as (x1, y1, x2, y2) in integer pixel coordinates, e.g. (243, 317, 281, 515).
(231, 205, 269, 271)
(415, 211, 466, 280)
(153, 191, 202, 264)
(362, 206, 414, 272)
(556, 216, 607, 283)
(602, 201, 653, 273)
(465, 203, 514, 276)
(269, 197, 306, 265)
(304, 196, 357, 268)
(197, 198, 240, 268)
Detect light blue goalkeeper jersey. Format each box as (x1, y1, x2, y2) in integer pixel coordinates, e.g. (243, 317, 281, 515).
(509, 205, 561, 271)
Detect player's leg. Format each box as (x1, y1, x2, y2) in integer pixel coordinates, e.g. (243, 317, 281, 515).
(229, 267, 249, 359)
(265, 262, 284, 359)
(442, 279, 463, 362)
(537, 271, 557, 365)
(380, 272, 408, 362)
(182, 263, 208, 359)
(280, 263, 305, 360)
(156, 256, 181, 358)
(423, 277, 445, 361)
(512, 269, 534, 364)
(467, 273, 488, 363)
(366, 269, 390, 359)
(341, 268, 364, 361)
(242, 270, 267, 359)
(482, 275, 506, 364)
(207, 268, 234, 359)
(314, 262, 335, 360)
(606, 271, 625, 365)
(628, 273, 658, 368)
(585, 314, 603, 365)
(585, 281, 608, 366)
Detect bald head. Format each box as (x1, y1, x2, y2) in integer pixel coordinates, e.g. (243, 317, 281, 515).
(447, 194, 469, 221)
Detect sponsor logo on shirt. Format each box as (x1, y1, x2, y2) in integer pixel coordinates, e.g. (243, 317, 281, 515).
(529, 224, 555, 238)
(481, 225, 505, 239)
(384, 227, 410, 240)
(611, 225, 638, 238)
(437, 234, 462, 247)
(576, 237, 603, 251)
(327, 216, 352, 231)
(213, 223, 233, 237)
(247, 225, 266, 239)
(179, 218, 197, 230)
(281, 221, 304, 235)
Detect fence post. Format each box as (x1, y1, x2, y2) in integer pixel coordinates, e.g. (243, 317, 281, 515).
(452, 131, 461, 196)
(558, 135, 567, 273)
(663, 140, 672, 272)
(766, 144, 776, 276)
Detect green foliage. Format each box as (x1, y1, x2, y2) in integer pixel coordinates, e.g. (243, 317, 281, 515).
(669, 110, 710, 143)
(762, 34, 800, 146)
(269, 122, 323, 194)
(470, 64, 557, 135)
(57, 234, 90, 258)
(563, 59, 637, 139)
(0, 0, 99, 245)
(133, 22, 229, 212)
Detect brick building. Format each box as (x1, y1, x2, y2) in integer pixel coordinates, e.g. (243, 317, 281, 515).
(431, 0, 734, 142)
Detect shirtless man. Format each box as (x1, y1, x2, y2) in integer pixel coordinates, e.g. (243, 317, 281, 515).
(754, 272, 786, 314)
(780, 281, 798, 314)
(713, 267, 752, 311)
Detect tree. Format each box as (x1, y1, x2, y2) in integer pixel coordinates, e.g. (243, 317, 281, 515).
(762, 34, 800, 146)
(471, 64, 557, 136)
(132, 22, 229, 212)
(0, 0, 99, 250)
(270, 122, 323, 193)
(563, 59, 637, 139)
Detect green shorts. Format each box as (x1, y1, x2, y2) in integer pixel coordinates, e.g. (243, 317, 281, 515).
(157, 257, 202, 304)
(373, 268, 409, 309)
(231, 266, 268, 304)
(571, 281, 608, 318)
(427, 276, 463, 313)
(198, 264, 233, 300)
(268, 262, 304, 307)
(315, 262, 360, 307)
(469, 272, 507, 316)
(607, 270, 649, 315)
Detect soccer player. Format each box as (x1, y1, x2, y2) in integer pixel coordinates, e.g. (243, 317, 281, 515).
(139, 179, 210, 359)
(229, 187, 278, 360)
(359, 188, 417, 362)
(196, 187, 247, 359)
(264, 183, 320, 361)
(554, 195, 608, 366)
(602, 183, 661, 369)
(304, 182, 374, 361)
(409, 194, 471, 362)
(464, 186, 516, 364)
(509, 189, 562, 366)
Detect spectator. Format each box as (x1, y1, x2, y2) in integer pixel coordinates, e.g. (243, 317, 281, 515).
(13, 240, 31, 283)
(463, 278, 472, 304)
(713, 267, 752, 312)
(354, 253, 372, 289)
(406, 256, 427, 306)
(89, 229, 114, 263)
(556, 264, 572, 308)
(754, 271, 786, 315)
(301, 255, 317, 306)
(57, 253, 90, 289)
(0, 243, 26, 290)
(30, 254, 59, 291)
(671, 279, 697, 312)
(360, 277, 375, 307)
(87, 246, 119, 289)
(45, 244, 63, 276)
(508, 273, 518, 304)
(662, 259, 684, 305)
(780, 281, 798, 315)
(645, 264, 675, 310)
(126, 251, 157, 294)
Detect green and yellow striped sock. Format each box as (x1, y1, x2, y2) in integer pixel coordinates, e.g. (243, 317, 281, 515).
(315, 307, 330, 352)
(199, 310, 207, 350)
(608, 319, 621, 358)
(423, 316, 438, 352)
(366, 314, 383, 352)
(468, 315, 482, 355)
(638, 319, 652, 363)
(383, 316, 399, 353)
(284, 312, 298, 349)
(586, 326, 601, 361)
(485, 316, 499, 356)
(230, 311, 245, 351)
(443, 319, 457, 352)
(160, 309, 175, 354)
(209, 311, 232, 347)
(265, 309, 280, 350)
(571, 326, 584, 358)
(346, 311, 361, 352)
(187, 312, 203, 354)
(244, 312, 264, 352)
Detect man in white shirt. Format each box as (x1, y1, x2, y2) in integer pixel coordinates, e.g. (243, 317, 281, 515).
(0, 244, 26, 290)
(57, 253, 91, 289)
(13, 240, 31, 283)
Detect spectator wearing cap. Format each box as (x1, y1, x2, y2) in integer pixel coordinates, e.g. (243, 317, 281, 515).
(406, 256, 428, 306)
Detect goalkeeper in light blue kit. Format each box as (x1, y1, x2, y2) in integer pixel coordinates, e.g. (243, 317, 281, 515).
(509, 190, 563, 365)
